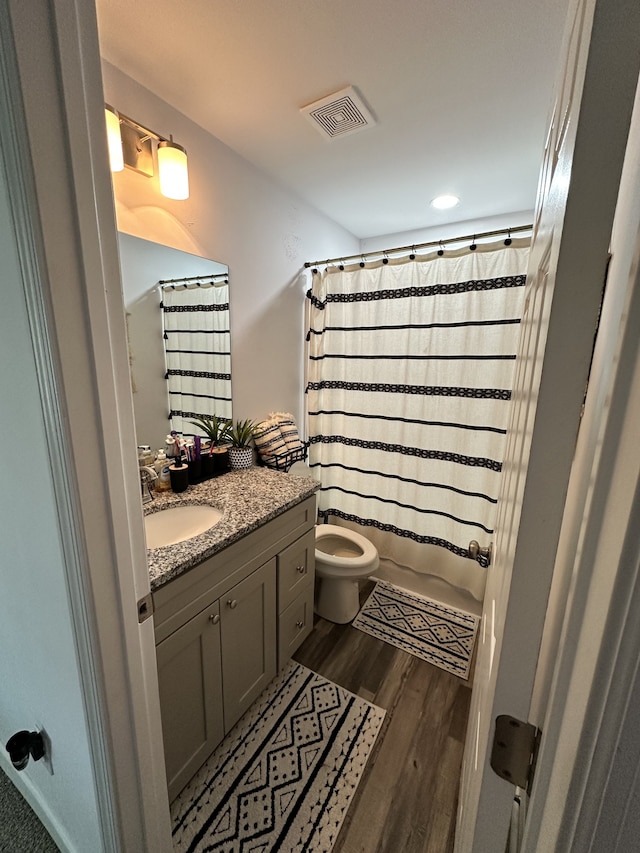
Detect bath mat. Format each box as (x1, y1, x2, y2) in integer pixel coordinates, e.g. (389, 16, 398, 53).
(352, 580, 479, 679)
(171, 661, 385, 853)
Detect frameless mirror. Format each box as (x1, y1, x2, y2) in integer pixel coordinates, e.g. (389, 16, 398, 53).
(118, 233, 231, 451)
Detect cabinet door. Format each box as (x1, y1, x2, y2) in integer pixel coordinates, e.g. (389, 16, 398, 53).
(221, 558, 276, 732)
(277, 528, 315, 612)
(278, 581, 314, 669)
(156, 602, 224, 801)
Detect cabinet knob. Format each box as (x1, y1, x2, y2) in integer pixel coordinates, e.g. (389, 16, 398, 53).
(296, 565, 305, 574)
(226, 599, 238, 609)
(209, 613, 220, 625)
(296, 620, 304, 629)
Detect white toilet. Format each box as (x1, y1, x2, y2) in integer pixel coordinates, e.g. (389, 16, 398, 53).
(289, 462, 379, 623)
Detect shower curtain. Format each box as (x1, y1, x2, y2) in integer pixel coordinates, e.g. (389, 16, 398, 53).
(305, 241, 529, 589)
(162, 282, 231, 433)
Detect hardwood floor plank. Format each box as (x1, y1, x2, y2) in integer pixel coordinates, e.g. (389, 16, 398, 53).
(294, 606, 472, 853)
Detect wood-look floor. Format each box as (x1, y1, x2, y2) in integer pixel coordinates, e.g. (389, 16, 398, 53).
(293, 581, 472, 853)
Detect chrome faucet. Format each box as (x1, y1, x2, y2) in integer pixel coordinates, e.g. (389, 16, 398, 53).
(140, 466, 158, 503)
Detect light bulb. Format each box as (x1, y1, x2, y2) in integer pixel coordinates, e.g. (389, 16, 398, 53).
(104, 105, 124, 172)
(157, 140, 189, 200)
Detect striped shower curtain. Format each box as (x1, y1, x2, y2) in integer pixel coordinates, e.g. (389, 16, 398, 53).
(162, 282, 232, 433)
(305, 241, 529, 583)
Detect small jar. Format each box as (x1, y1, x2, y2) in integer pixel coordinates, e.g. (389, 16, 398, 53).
(169, 462, 189, 493)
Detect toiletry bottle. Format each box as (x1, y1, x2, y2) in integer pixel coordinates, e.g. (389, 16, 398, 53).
(137, 445, 155, 467)
(154, 450, 172, 492)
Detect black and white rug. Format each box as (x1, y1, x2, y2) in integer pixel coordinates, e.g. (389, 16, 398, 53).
(171, 662, 385, 852)
(352, 581, 479, 679)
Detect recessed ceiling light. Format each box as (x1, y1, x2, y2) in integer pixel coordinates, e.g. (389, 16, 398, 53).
(431, 194, 460, 210)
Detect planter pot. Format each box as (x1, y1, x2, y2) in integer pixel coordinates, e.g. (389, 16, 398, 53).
(228, 446, 252, 470)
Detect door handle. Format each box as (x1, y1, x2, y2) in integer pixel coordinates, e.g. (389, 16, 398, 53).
(469, 540, 493, 565)
(6, 731, 45, 771)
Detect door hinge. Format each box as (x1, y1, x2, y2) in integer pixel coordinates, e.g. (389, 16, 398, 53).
(137, 592, 154, 624)
(490, 715, 541, 794)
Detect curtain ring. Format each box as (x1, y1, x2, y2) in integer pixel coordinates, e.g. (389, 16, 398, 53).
(339, 259, 345, 271)
(437, 241, 444, 257)
(312, 267, 318, 274)
(382, 252, 389, 265)
(359, 256, 365, 268)
(470, 235, 477, 251)
(504, 229, 512, 246)
(409, 246, 416, 260)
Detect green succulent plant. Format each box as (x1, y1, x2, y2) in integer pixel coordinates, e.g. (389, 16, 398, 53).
(227, 418, 259, 448)
(189, 414, 231, 446)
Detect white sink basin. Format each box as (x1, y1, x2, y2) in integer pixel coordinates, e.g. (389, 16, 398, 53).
(144, 504, 223, 549)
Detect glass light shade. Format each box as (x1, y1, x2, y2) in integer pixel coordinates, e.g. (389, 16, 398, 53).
(431, 194, 460, 210)
(157, 140, 189, 200)
(105, 106, 124, 172)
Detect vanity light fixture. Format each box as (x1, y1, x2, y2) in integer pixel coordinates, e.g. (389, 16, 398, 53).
(157, 139, 189, 200)
(431, 194, 460, 210)
(104, 105, 189, 200)
(105, 105, 124, 172)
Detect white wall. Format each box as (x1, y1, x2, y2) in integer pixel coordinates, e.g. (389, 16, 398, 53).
(0, 155, 101, 851)
(102, 62, 360, 430)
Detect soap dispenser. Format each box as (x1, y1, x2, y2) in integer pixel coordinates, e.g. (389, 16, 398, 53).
(154, 450, 171, 492)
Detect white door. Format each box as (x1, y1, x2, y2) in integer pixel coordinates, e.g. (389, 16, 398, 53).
(455, 0, 640, 849)
(2, 0, 172, 849)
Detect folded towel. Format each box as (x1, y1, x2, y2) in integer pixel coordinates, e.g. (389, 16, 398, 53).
(253, 418, 288, 461)
(270, 412, 303, 453)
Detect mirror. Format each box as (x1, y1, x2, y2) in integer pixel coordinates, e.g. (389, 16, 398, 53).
(119, 233, 230, 451)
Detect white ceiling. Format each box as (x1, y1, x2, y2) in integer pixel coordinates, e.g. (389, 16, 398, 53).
(96, 0, 570, 240)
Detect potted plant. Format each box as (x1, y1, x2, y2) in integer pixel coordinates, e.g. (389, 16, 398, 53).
(226, 418, 259, 470)
(189, 415, 232, 477)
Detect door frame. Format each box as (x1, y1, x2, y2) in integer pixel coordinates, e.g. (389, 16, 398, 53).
(456, 0, 640, 848)
(4, 0, 171, 849)
(522, 78, 640, 851)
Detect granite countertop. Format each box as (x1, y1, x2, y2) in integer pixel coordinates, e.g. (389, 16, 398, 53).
(144, 466, 319, 591)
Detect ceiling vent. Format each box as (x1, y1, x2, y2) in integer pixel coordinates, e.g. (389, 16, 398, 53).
(300, 86, 376, 140)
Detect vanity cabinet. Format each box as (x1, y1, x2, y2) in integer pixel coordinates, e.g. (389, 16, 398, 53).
(152, 496, 315, 801)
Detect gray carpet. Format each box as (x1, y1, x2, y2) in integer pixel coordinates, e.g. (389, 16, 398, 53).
(0, 767, 59, 852)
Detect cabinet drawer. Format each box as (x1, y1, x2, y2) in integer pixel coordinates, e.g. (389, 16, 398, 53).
(278, 582, 314, 669)
(277, 528, 315, 613)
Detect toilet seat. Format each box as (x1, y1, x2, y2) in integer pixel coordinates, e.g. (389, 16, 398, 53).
(315, 523, 378, 570)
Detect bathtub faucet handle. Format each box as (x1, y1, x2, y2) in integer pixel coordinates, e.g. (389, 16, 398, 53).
(469, 540, 493, 566)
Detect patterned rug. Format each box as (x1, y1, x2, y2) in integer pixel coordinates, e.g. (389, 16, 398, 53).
(352, 581, 479, 679)
(171, 662, 385, 853)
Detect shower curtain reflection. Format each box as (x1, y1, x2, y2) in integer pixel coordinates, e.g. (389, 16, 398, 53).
(305, 240, 529, 603)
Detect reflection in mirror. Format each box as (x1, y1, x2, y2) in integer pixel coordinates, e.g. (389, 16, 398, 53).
(118, 234, 231, 451)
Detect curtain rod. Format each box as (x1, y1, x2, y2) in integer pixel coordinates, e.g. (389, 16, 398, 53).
(158, 272, 229, 289)
(304, 224, 533, 270)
